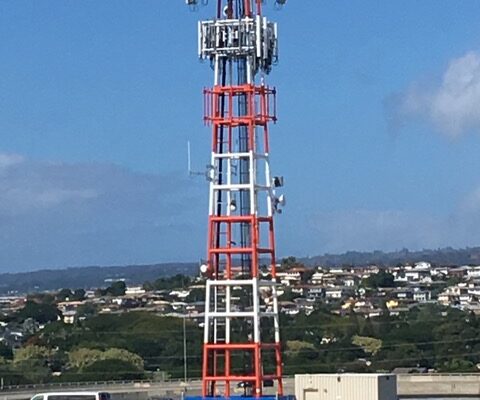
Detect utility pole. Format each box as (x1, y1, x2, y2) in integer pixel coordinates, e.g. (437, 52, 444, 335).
(183, 314, 188, 385)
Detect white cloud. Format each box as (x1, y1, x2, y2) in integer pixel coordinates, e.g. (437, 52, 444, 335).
(0, 153, 24, 170)
(0, 154, 99, 215)
(393, 51, 480, 137)
(0, 154, 205, 270)
(280, 197, 480, 257)
(6, 152, 480, 271)
(0, 187, 98, 212)
(460, 187, 480, 212)
(306, 209, 445, 253)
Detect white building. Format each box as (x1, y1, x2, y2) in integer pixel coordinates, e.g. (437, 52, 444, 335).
(325, 287, 344, 300)
(125, 286, 146, 296)
(413, 290, 431, 303)
(467, 266, 480, 279)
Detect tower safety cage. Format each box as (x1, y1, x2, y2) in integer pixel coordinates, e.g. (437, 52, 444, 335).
(186, 1, 289, 399)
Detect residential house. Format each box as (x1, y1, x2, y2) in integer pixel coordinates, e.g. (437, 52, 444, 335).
(467, 266, 480, 279)
(125, 286, 146, 296)
(276, 267, 306, 286)
(413, 289, 431, 303)
(278, 301, 299, 315)
(325, 287, 344, 300)
(307, 285, 324, 299)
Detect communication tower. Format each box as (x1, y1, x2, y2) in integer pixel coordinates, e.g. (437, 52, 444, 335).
(187, 1, 288, 398)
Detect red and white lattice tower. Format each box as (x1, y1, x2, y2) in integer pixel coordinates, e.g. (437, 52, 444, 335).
(193, 0, 287, 397)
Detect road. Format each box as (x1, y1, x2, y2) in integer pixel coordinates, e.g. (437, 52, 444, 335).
(0, 378, 295, 400)
(4, 374, 480, 399)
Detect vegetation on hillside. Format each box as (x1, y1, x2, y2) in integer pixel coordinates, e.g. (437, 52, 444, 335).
(280, 304, 480, 374)
(1, 298, 480, 385)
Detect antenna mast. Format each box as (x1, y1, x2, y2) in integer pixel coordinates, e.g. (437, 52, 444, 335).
(187, 141, 205, 177)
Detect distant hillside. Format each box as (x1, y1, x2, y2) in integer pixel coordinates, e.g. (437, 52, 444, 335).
(301, 247, 480, 267)
(3, 246, 480, 294)
(0, 263, 197, 294)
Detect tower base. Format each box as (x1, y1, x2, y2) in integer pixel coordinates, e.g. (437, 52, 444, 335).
(185, 396, 295, 400)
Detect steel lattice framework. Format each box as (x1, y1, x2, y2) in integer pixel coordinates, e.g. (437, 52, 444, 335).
(195, 0, 286, 397)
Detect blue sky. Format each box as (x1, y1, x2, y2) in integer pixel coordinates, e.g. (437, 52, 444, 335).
(2, 1, 480, 271)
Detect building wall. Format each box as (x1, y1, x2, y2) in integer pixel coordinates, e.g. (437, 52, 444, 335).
(295, 374, 397, 400)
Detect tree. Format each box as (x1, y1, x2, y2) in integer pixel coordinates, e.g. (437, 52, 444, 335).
(144, 274, 191, 291)
(104, 348, 144, 369)
(67, 348, 103, 370)
(0, 363, 28, 385)
(27, 293, 55, 304)
(279, 287, 299, 302)
(65, 347, 145, 381)
(281, 256, 298, 268)
(362, 270, 394, 289)
(49, 350, 68, 373)
(0, 342, 13, 359)
(72, 289, 86, 301)
(76, 302, 97, 317)
(13, 345, 52, 383)
(446, 276, 462, 286)
(15, 301, 60, 324)
(80, 358, 144, 381)
(142, 281, 155, 292)
(107, 281, 126, 296)
(441, 358, 475, 372)
(301, 269, 316, 284)
(68, 347, 144, 371)
(352, 335, 382, 355)
(14, 345, 52, 364)
(33, 312, 203, 376)
(56, 289, 73, 302)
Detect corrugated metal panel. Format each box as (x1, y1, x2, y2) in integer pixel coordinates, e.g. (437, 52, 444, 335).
(295, 373, 397, 400)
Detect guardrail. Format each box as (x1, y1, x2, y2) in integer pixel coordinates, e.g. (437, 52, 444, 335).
(0, 375, 301, 393)
(5, 374, 480, 397)
(0, 379, 183, 393)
